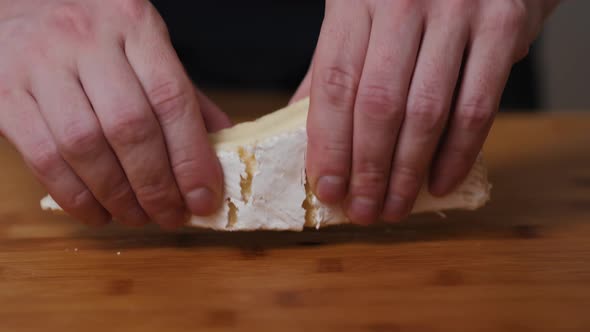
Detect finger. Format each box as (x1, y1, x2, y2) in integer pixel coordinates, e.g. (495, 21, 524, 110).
(290, 60, 313, 105)
(195, 87, 232, 133)
(78, 45, 187, 229)
(345, 2, 423, 224)
(0, 89, 109, 226)
(30, 67, 149, 226)
(383, 15, 469, 222)
(307, 0, 372, 204)
(429, 34, 516, 196)
(124, 7, 224, 216)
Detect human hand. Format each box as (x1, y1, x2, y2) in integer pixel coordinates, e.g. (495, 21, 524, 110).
(0, 0, 230, 228)
(292, 0, 561, 224)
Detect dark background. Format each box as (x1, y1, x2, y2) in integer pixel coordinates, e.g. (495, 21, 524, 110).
(151, 1, 538, 110)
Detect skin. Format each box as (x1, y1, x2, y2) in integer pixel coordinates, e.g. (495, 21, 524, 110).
(292, 0, 562, 224)
(0, 0, 230, 229)
(0, 0, 561, 228)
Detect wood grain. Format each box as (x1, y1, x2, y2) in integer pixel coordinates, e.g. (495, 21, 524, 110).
(0, 92, 589, 332)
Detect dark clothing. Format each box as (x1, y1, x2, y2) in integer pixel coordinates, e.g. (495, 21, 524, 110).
(151, 1, 537, 109)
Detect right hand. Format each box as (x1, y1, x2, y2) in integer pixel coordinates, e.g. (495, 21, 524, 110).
(0, 0, 230, 228)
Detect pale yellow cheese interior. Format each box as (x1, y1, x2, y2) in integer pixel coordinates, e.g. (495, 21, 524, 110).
(211, 98, 309, 150)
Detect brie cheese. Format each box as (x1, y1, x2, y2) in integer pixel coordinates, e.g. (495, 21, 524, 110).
(41, 98, 491, 231)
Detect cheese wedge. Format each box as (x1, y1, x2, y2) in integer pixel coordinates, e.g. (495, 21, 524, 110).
(41, 98, 491, 231)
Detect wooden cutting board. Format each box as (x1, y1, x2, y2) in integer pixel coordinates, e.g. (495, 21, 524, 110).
(0, 92, 589, 332)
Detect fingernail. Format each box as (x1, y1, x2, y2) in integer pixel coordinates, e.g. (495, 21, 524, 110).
(186, 187, 219, 216)
(348, 196, 379, 225)
(383, 195, 409, 222)
(316, 176, 347, 204)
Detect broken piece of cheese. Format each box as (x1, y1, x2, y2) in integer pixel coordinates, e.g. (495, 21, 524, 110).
(40, 98, 491, 231)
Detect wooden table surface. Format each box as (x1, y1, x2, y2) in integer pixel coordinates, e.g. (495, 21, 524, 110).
(1, 92, 589, 332)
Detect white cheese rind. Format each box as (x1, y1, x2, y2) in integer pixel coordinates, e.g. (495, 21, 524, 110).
(40, 98, 491, 231)
(233, 129, 308, 231)
(188, 150, 245, 230)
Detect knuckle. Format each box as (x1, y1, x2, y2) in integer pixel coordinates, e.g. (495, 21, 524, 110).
(318, 65, 359, 108)
(390, 163, 422, 198)
(27, 142, 63, 180)
(407, 92, 447, 134)
(484, 1, 528, 33)
(352, 162, 388, 195)
(147, 80, 190, 124)
(106, 111, 158, 147)
(307, 136, 351, 176)
(310, 138, 351, 163)
(356, 82, 404, 123)
(442, 144, 474, 166)
(134, 178, 178, 209)
(387, 0, 419, 16)
(45, 2, 93, 40)
(171, 156, 201, 184)
(113, 0, 150, 23)
(0, 83, 16, 101)
(63, 187, 95, 211)
(101, 177, 136, 208)
(456, 96, 495, 130)
(58, 121, 103, 159)
(446, 0, 472, 14)
(457, 110, 493, 131)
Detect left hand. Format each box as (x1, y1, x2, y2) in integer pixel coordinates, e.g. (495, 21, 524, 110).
(292, 0, 560, 224)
